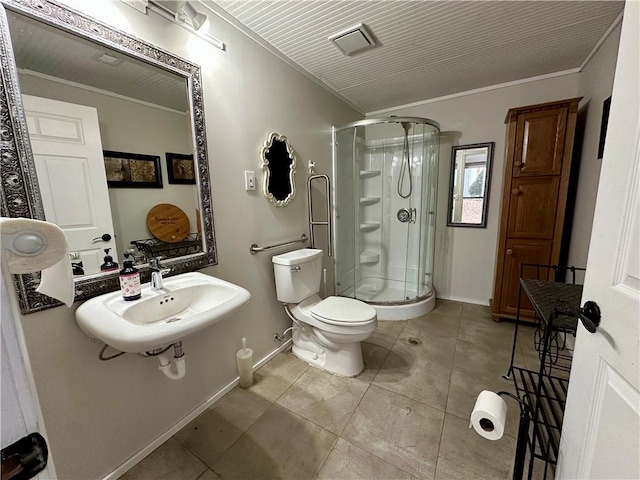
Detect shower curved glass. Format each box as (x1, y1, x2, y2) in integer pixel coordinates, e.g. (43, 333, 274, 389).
(332, 117, 440, 319)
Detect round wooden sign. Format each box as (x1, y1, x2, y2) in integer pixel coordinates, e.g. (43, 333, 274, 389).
(146, 204, 190, 243)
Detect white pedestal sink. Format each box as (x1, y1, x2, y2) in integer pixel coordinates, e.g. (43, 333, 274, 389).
(75, 272, 251, 352)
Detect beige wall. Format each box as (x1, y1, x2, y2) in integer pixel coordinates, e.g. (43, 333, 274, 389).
(10, 2, 360, 479)
(567, 25, 622, 269)
(18, 74, 197, 258)
(377, 75, 582, 304)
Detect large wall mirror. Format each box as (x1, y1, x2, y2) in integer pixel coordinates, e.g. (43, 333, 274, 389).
(447, 142, 494, 228)
(260, 132, 296, 207)
(0, 0, 217, 313)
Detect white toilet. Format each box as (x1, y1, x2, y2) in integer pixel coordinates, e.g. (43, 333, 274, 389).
(272, 248, 377, 377)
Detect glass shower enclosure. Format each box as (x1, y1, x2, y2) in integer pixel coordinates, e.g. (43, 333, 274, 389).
(332, 117, 440, 319)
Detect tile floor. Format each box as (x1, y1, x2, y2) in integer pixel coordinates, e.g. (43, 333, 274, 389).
(120, 300, 542, 480)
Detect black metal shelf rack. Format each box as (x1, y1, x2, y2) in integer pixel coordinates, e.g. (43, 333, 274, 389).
(504, 264, 585, 480)
(130, 233, 202, 260)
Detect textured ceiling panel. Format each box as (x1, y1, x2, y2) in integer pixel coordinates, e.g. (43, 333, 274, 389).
(7, 10, 188, 112)
(209, 0, 624, 112)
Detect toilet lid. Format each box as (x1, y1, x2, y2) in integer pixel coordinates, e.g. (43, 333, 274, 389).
(311, 296, 377, 325)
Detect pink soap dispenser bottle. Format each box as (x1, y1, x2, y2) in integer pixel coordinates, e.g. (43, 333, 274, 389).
(119, 254, 141, 301)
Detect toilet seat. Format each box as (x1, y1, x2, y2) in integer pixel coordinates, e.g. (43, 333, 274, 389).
(310, 296, 377, 326)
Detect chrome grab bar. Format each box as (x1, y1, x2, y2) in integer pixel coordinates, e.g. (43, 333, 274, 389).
(307, 174, 332, 257)
(250, 234, 308, 255)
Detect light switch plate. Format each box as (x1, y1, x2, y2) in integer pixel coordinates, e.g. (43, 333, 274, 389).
(244, 170, 256, 191)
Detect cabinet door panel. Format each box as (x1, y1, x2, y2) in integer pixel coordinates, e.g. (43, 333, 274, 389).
(499, 239, 552, 317)
(507, 176, 560, 239)
(513, 107, 568, 176)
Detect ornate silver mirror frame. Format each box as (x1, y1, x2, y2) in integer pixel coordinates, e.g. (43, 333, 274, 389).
(0, 0, 217, 314)
(260, 132, 296, 207)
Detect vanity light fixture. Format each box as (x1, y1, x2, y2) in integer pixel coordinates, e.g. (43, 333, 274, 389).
(120, 0, 149, 14)
(119, 0, 225, 51)
(177, 2, 208, 31)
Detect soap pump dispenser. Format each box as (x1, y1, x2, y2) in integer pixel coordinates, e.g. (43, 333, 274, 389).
(100, 248, 119, 272)
(119, 253, 141, 301)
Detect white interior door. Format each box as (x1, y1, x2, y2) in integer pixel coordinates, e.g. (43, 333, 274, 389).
(557, 3, 639, 478)
(1, 276, 56, 479)
(22, 95, 117, 275)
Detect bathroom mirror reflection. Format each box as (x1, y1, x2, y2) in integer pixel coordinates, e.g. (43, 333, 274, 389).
(0, 0, 217, 313)
(447, 142, 494, 228)
(260, 132, 296, 207)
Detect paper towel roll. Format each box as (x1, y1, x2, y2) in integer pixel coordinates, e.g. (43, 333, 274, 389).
(0, 217, 74, 307)
(470, 390, 508, 440)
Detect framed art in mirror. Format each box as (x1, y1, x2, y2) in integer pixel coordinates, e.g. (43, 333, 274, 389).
(104, 151, 162, 188)
(447, 142, 494, 228)
(166, 153, 196, 185)
(0, 0, 217, 313)
(260, 132, 296, 207)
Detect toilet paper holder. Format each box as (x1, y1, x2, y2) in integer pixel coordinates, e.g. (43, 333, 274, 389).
(472, 391, 531, 480)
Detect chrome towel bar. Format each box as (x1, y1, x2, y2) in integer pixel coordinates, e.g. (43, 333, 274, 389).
(250, 234, 308, 255)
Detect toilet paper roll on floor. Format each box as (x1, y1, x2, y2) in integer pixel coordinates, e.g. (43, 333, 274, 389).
(0, 217, 75, 307)
(470, 390, 508, 440)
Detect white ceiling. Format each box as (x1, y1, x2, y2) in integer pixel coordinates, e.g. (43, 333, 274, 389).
(206, 0, 624, 113)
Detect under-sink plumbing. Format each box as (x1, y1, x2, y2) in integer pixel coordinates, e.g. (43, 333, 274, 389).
(141, 343, 186, 380)
(155, 342, 185, 380)
(100, 341, 187, 380)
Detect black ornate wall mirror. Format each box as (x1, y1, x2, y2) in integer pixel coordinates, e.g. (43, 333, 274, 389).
(0, 0, 217, 313)
(447, 142, 494, 228)
(260, 133, 296, 207)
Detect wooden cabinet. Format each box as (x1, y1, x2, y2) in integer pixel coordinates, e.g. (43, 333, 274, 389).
(492, 98, 581, 321)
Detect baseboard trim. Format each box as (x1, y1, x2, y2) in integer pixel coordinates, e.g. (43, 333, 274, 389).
(102, 339, 292, 480)
(437, 294, 490, 306)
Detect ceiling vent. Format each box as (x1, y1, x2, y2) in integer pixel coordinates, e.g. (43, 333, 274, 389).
(329, 23, 377, 56)
(91, 51, 123, 66)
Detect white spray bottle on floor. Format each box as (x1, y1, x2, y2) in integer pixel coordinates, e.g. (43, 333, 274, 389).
(236, 337, 253, 388)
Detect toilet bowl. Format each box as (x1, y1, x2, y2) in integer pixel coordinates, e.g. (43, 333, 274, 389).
(273, 249, 377, 377)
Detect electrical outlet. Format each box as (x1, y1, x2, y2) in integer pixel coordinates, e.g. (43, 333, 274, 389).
(244, 170, 256, 191)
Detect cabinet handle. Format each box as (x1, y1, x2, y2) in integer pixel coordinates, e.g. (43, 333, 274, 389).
(512, 188, 521, 195)
(506, 249, 513, 256)
(514, 161, 522, 167)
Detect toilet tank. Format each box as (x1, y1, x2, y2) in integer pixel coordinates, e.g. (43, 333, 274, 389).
(272, 248, 323, 303)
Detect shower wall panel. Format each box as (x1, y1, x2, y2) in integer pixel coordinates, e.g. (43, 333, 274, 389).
(333, 118, 439, 307)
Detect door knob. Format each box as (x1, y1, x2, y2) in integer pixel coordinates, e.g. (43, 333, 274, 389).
(512, 188, 521, 195)
(506, 249, 513, 256)
(514, 161, 522, 167)
(578, 301, 601, 333)
(92, 233, 112, 243)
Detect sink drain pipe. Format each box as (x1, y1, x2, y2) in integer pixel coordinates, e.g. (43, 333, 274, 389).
(157, 342, 186, 380)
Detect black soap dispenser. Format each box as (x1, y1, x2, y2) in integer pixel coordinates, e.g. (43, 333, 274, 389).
(119, 254, 141, 301)
(100, 248, 119, 272)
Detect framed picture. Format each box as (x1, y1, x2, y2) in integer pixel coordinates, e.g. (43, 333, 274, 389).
(103, 150, 162, 188)
(598, 96, 612, 160)
(166, 153, 196, 185)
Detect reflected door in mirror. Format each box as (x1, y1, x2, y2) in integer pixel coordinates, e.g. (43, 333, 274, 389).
(23, 95, 118, 275)
(447, 143, 494, 228)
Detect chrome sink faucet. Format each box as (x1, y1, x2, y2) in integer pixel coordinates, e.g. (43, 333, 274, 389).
(150, 257, 171, 291)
